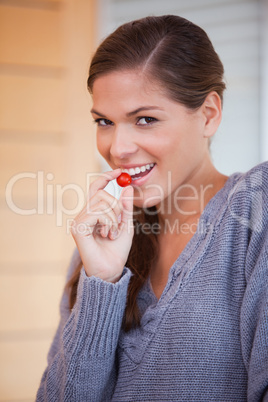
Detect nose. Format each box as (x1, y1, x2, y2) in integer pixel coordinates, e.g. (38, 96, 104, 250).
(110, 127, 138, 160)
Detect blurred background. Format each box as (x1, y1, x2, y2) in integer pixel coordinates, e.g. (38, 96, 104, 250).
(0, 0, 267, 400)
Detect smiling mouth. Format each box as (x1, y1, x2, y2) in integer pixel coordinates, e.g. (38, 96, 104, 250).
(122, 163, 155, 181)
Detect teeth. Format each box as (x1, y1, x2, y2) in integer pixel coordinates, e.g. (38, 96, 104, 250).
(129, 168, 135, 175)
(122, 163, 155, 176)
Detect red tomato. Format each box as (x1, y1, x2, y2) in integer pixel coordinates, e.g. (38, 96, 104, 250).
(116, 172, 132, 187)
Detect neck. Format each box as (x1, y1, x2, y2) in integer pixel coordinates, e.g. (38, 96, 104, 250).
(157, 162, 228, 233)
(149, 164, 228, 299)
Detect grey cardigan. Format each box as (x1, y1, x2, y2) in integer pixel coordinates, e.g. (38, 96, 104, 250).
(37, 162, 268, 401)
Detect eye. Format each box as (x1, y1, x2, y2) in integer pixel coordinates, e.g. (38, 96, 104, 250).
(94, 118, 113, 127)
(136, 117, 157, 126)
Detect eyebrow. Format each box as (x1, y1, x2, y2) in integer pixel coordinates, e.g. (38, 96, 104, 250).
(90, 106, 164, 118)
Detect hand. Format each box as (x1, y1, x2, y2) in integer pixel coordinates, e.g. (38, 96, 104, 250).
(71, 169, 134, 283)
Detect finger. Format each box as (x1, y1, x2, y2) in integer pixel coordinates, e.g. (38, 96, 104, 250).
(88, 169, 121, 200)
(93, 214, 115, 238)
(71, 206, 116, 238)
(95, 214, 122, 239)
(119, 185, 134, 233)
(89, 189, 123, 216)
(90, 200, 120, 230)
(71, 219, 96, 237)
(99, 224, 110, 238)
(108, 223, 119, 240)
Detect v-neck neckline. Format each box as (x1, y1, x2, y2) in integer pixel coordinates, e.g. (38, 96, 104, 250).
(120, 171, 242, 364)
(142, 171, 240, 307)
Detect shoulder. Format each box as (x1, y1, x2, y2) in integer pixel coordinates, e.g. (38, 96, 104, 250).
(210, 162, 268, 254)
(223, 162, 268, 273)
(229, 161, 268, 199)
(225, 162, 268, 225)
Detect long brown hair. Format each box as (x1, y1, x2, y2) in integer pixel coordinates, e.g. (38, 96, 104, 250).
(66, 15, 226, 331)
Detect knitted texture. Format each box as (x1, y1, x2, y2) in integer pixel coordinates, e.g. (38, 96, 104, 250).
(36, 162, 268, 401)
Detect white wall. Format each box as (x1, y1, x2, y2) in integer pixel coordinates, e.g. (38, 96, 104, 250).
(96, 0, 266, 176)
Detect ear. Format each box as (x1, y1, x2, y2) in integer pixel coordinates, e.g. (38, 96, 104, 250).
(201, 91, 222, 138)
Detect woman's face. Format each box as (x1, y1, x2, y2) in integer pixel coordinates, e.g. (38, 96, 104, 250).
(91, 70, 212, 209)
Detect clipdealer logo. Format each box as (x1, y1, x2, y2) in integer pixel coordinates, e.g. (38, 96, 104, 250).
(8, 169, 257, 236)
(5, 170, 215, 228)
(5, 171, 110, 227)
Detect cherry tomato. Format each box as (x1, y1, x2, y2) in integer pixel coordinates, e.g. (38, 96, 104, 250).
(116, 172, 132, 187)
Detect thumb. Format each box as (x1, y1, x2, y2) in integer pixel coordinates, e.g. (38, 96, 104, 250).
(119, 185, 134, 232)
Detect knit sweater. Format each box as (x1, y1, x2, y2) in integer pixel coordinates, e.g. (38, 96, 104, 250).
(36, 162, 268, 402)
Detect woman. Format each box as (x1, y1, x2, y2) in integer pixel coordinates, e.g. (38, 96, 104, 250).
(36, 15, 268, 401)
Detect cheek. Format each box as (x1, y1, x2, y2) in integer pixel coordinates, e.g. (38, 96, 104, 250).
(97, 135, 110, 158)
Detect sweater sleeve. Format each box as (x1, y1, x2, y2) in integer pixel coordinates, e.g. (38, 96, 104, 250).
(36, 258, 132, 402)
(240, 224, 268, 401)
(46, 249, 81, 366)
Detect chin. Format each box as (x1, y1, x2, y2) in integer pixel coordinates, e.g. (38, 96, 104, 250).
(133, 192, 162, 211)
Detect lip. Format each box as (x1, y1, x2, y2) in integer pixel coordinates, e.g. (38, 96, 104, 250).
(131, 164, 156, 187)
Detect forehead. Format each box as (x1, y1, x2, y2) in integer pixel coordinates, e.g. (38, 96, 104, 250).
(91, 70, 172, 113)
(92, 70, 163, 98)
